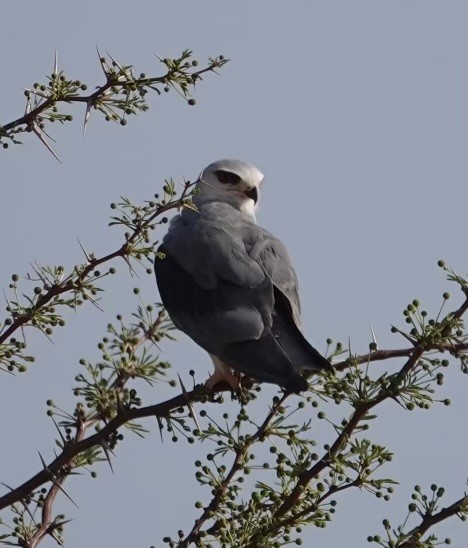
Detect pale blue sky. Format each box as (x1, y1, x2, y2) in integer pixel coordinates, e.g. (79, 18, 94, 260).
(1, 1, 467, 547)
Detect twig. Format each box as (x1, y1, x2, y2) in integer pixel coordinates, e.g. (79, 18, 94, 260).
(0, 198, 187, 346)
(178, 395, 289, 547)
(399, 495, 468, 547)
(1, 56, 225, 133)
(334, 343, 467, 372)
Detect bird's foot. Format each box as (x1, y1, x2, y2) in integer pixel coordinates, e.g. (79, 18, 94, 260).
(206, 355, 242, 391)
(205, 355, 259, 393)
(205, 369, 240, 390)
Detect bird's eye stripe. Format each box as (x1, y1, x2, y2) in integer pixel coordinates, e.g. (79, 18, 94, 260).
(215, 170, 241, 185)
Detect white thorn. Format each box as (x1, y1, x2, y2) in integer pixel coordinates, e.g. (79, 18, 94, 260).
(369, 323, 378, 348)
(178, 373, 201, 432)
(32, 122, 61, 163)
(83, 100, 92, 137)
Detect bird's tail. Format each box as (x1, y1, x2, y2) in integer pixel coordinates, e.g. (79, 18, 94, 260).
(221, 333, 309, 393)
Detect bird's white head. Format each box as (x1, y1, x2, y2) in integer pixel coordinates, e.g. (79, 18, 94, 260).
(194, 159, 264, 217)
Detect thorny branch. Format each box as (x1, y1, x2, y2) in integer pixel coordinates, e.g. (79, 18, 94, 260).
(0, 384, 219, 512)
(0, 49, 228, 157)
(398, 495, 468, 548)
(334, 342, 468, 372)
(178, 395, 289, 548)
(0, 183, 194, 351)
(0, 295, 466, 544)
(269, 296, 468, 520)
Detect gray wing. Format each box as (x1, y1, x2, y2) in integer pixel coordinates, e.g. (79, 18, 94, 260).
(155, 205, 330, 392)
(245, 229, 331, 374)
(162, 205, 266, 291)
(247, 231, 302, 327)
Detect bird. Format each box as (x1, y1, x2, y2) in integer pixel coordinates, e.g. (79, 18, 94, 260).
(154, 159, 331, 393)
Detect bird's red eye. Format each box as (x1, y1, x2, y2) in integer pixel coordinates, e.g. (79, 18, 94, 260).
(215, 170, 241, 185)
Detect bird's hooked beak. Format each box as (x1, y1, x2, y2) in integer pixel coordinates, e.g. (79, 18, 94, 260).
(245, 187, 258, 204)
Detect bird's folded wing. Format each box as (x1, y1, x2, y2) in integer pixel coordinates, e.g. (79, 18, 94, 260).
(247, 230, 302, 328)
(155, 244, 272, 350)
(162, 211, 266, 290)
(158, 206, 303, 350)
